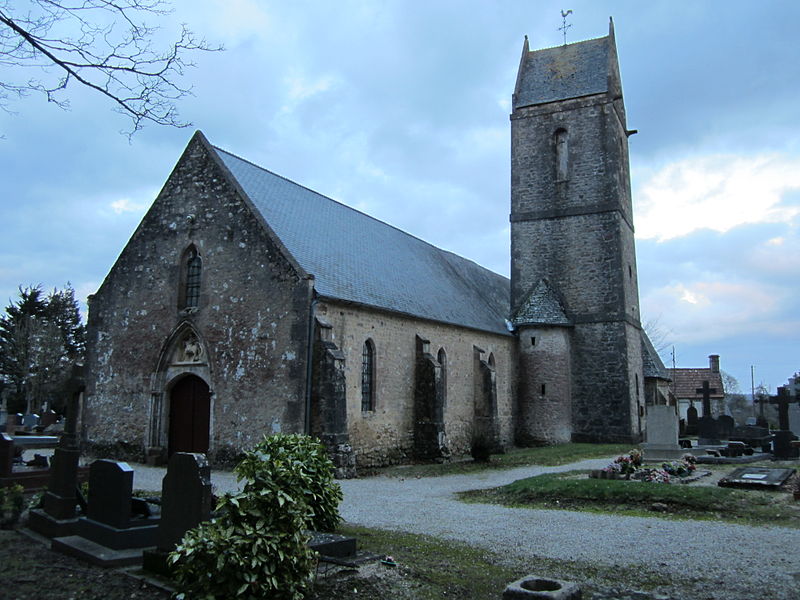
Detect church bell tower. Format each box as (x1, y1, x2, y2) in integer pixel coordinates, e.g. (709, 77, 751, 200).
(510, 20, 644, 443)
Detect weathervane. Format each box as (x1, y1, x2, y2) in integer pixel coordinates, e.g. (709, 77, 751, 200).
(559, 9, 573, 45)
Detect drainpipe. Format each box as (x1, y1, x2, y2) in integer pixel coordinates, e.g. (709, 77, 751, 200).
(304, 280, 317, 435)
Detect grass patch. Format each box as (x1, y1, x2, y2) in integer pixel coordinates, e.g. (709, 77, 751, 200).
(324, 524, 521, 599)
(370, 443, 633, 478)
(460, 470, 800, 528)
(310, 524, 685, 599)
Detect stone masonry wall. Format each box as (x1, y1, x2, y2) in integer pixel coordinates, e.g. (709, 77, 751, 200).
(316, 301, 515, 468)
(516, 325, 572, 445)
(510, 81, 643, 443)
(85, 134, 312, 464)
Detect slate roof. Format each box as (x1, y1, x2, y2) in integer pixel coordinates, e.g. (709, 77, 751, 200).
(670, 368, 725, 400)
(511, 279, 570, 326)
(641, 333, 670, 381)
(514, 36, 609, 110)
(213, 146, 511, 336)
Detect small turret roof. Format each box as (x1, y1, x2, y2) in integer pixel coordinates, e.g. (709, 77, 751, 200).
(511, 279, 570, 326)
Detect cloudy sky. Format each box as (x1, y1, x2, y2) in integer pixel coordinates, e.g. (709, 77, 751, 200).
(1, 0, 798, 394)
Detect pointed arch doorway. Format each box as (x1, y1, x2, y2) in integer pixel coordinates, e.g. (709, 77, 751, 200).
(168, 375, 210, 456)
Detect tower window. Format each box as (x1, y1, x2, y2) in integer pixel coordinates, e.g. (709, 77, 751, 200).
(541, 383, 546, 395)
(361, 339, 376, 412)
(531, 336, 536, 346)
(555, 128, 569, 181)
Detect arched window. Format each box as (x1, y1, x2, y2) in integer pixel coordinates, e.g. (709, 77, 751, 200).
(184, 246, 202, 309)
(361, 339, 375, 412)
(555, 128, 568, 181)
(437, 347, 447, 406)
(488, 352, 496, 370)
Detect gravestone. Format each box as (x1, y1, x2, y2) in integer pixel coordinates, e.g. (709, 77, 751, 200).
(0, 433, 13, 477)
(156, 452, 211, 550)
(21, 413, 40, 431)
(696, 381, 721, 445)
(760, 387, 800, 459)
(729, 425, 773, 453)
(28, 390, 85, 537)
(717, 415, 735, 440)
(40, 410, 58, 430)
(718, 467, 795, 490)
(686, 404, 698, 436)
(52, 460, 159, 567)
(86, 460, 136, 529)
(641, 405, 684, 460)
(143, 452, 212, 574)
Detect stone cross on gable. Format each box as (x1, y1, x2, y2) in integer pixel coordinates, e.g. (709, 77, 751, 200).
(759, 386, 800, 431)
(696, 380, 717, 418)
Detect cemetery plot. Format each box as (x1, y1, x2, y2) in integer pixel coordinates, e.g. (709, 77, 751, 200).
(717, 467, 795, 490)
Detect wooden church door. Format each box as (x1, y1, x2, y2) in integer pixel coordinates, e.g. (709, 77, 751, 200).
(168, 375, 210, 456)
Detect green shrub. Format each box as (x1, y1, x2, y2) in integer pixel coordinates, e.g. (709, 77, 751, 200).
(235, 433, 342, 532)
(169, 433, 343, 599)
(171, 490, 314, 600)
(0, 484, 25, 529)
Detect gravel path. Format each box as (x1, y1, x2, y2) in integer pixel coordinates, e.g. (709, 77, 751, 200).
(128, 457, 800, 599)
(337, 459, 800, 600)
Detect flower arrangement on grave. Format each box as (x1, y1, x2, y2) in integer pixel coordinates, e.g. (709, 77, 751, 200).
(660, 455, 697, 477)
(600, 449, 642, 478)
(636, 468, 671, 484)
(596, 449, 699, 484)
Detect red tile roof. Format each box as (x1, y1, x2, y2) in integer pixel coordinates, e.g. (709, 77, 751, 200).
(669, 368, 725, 400)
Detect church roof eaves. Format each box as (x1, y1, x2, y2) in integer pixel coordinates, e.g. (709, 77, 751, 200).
(210, 144, 512, 336)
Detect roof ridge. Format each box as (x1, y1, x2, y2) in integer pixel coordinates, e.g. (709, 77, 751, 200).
(211, 144, 507, 282)
(527, 34, 608, 54)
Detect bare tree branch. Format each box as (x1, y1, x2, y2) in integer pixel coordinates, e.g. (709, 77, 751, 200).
(0, 0, 221, 136)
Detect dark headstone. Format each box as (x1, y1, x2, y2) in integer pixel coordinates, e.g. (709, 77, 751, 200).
(40, 410, 58, 429)
(698, 416, 721, 445)
(772, 430, 799, 459)
(686, 405, 698, 435)
(87, 460, 135, 529)
(55, 460, 159, 564)
(156, 452, 212, 552)
(144, 452, 212, 575)
(0, 433, 14, 477)
(717, 415, 735, 439)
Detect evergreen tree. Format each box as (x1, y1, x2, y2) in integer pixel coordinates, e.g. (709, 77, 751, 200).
(0, 284, 85, 415)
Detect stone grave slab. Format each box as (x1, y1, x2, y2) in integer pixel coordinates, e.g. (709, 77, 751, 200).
(308, 531, 357, 558)
(717, 467, 795, 490)
(641, 405, 684, 460)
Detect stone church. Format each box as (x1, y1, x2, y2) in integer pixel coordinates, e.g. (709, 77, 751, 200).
(84, 21, 669, 472)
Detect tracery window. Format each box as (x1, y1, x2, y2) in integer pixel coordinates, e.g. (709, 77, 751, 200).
(361, 339, 376, 412)
(183, 246, 202, 309)
(438, 347, 447, 407)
